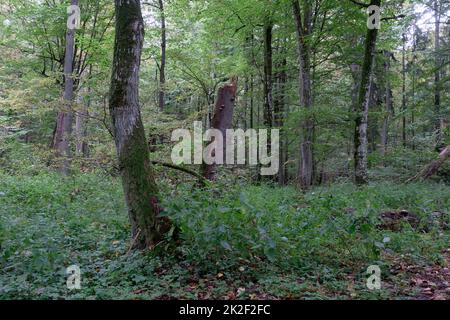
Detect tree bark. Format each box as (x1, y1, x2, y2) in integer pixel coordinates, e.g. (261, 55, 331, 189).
(202, 78, 238, 181)
(263, 19, 273, 130)
(408, 146, 450, 182)
(381, 51, 393, 159)
(401, 33, 407, 147)
(292, 0, 314, 189)
(434, 0, 442, 147)
(75, 90, 89, 157)
(354, 0, 381, 185)
(109, 0, 166, 250)
(158, 0, 166, 110)
(274, 46, 287, 185)
(52, 0, 78, 175)
(75, 65, 92, 157)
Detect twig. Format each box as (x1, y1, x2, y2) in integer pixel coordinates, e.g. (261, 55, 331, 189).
(127, 228, 141, 255)
(151, 160, 209, 187)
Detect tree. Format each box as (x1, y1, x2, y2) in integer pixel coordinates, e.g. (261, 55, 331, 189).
(292, 0, 314, 189)
(158, 0, 167, 110)
(202, 78, 238, 181)
(52, 0, 78, 175)
(353, 0, 381, 185)
(433, 0, 442, 147)
(109, 0, 167, 249)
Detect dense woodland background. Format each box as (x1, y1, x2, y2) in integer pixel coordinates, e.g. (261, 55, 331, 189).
(0, 0, 449, 300)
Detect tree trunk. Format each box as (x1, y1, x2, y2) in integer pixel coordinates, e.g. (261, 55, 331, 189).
(263, 19, 273, 130)
(434, 0, 442, 147)
(292, 0, 314, 189)
(202, 78, 238, 181)
(408, 146, 450, 182)
(52, 0, 78, 175)
(75, 65, 92, 157)
(75, 89, 89, 157)
(158, 0, 166, 110)
(354, 0, 381, 185)
(109, 0, 166, 250)
(381, 51, 393, 159)
(411, 22, 417, 150)
(274, 46, 287, 185)
(401, 33, 407, 147)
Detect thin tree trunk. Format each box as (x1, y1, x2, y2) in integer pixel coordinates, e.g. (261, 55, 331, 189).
(401, 33, 407, 147)
(354, 0, 381, 185)
(109, 0, 167, 250)
(274, 44, 287, 185)
(411, 22, 417, 150)
(250, 73, 254, 129)
(381, 51, 393, 159)
(52, 0, 78, 175)
(75, 65, 92, 157)
(434, 0, 442, 147)
(158, 0, 166, 110)
(75, 90, 89, 157)
(263, 19, 273, 130)
(292, 0, 314, 189)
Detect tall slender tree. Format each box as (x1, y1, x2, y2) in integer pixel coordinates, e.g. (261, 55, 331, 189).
(52, 0, 78, 175)
(433, 0, 442, 147)
(158, 0, 166, 110)
(354, 0, 381, 185)
(292, 0, 314, 189)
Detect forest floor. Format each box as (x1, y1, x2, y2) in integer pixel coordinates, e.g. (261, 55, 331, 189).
(0, 172, 449, 300)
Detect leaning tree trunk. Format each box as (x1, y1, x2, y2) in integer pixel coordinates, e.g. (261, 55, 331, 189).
(202, 78, 238, 181)
(109, 0, 167, 250)
(292, 0, 314, 189)
(52, 0, 78, 175)
(408, 146, 450, 182)
(354, 0, 381, 185)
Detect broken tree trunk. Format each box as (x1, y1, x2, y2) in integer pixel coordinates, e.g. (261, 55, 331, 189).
(202, 78, 238, 181)
(407, 146, 450, 182)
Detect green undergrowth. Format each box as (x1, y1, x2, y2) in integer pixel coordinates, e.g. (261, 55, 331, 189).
(0, 172, 448, 299)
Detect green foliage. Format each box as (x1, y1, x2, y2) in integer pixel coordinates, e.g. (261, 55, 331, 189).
(1, 173, 448, 299)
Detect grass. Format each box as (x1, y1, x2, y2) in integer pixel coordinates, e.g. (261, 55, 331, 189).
(0, 172, 449, 300)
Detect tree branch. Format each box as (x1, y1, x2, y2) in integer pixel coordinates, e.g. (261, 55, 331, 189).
(151, 160, 209, 187)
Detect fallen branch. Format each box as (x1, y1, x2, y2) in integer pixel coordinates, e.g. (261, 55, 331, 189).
(407, 146, 450, 182)
(151, 160, 209, 187)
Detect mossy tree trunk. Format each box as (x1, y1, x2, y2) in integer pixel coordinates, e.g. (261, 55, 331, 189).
(109, 0, 165, 250)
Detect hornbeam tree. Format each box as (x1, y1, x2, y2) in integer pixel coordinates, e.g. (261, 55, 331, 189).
(109, 0, 168, 249)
